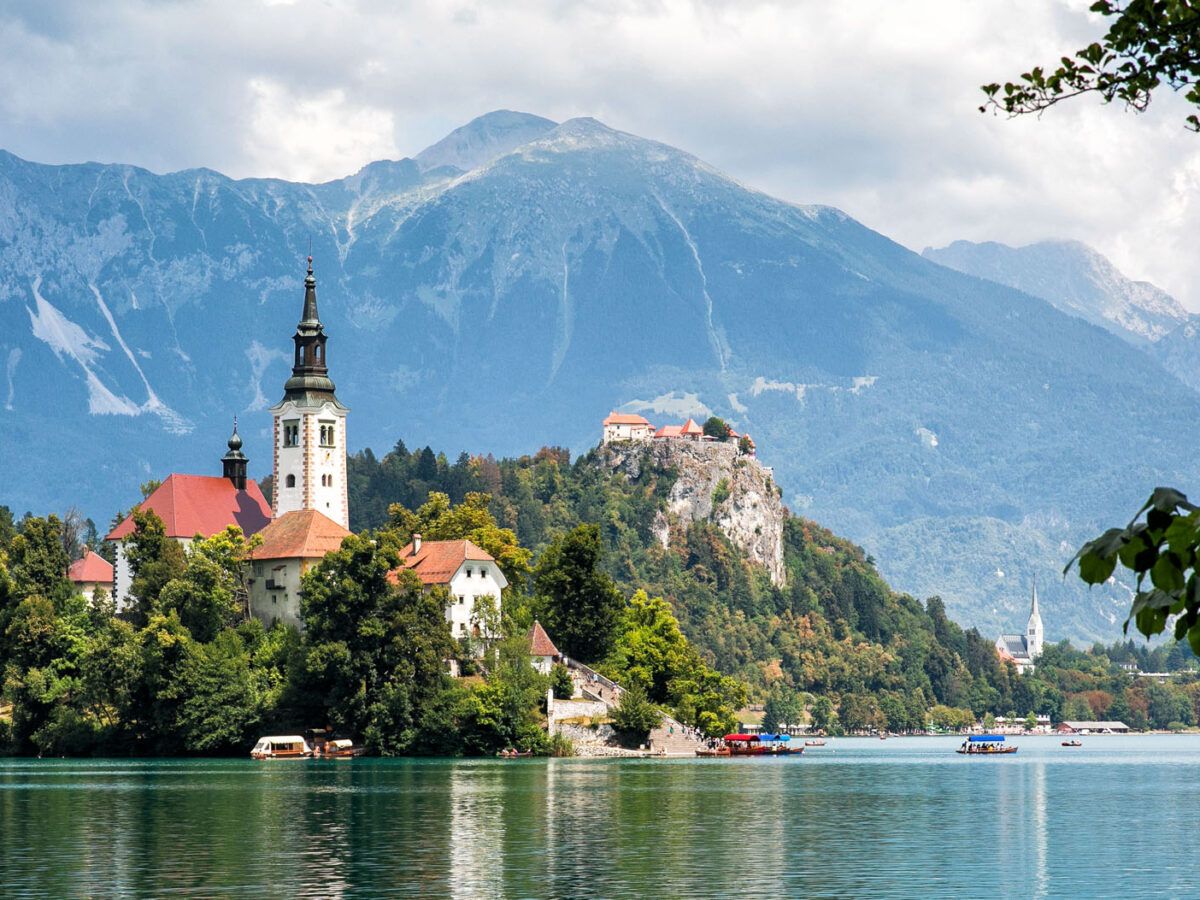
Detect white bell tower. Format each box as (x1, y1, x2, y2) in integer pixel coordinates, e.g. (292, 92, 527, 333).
(269, 257, 349, 528)
(1026, 582, 1044, 661)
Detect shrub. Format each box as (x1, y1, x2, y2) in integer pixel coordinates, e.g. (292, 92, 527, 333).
(611, 684, 662, 736)
(712, 478, 731, 507)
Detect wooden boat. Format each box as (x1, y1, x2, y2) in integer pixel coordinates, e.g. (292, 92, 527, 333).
(957, 735, 1018, 755)
(804, 739, 826, 747)
(251, 735, 313, 760)
(724, 734, 767, 755)
(318, 738, 363, 759)
(695, 746, 731, 757)
(497, 748, 534, 758)
(1061, 740, 1082, 747)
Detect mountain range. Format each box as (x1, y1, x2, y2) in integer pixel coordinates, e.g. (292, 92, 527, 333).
(2, 109, 1197, 643)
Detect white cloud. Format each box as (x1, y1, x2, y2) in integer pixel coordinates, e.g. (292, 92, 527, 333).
(0, 0, 1198, 305)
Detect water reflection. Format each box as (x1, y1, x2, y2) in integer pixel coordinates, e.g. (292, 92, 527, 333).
(0, 737, 1198, 897)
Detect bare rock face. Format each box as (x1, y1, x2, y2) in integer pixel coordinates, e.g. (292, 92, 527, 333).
(597, 440, 787, 586)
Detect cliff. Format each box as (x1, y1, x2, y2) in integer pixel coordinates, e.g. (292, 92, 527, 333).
(595, 440, 787, 585)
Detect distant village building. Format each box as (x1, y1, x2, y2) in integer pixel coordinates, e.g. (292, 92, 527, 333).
(527, 620, 561, 674)
(995, 584, 1045, 674)
(248, 509, 352, 629)
(67, 549, 114, 605)
(105, 450, 273, 609)
(389, 535, 508, 672)
(1057, 720, 1129, 734)
(602, 412, 655, 444)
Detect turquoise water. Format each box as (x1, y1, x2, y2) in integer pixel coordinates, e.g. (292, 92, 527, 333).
(0, 735, 1195, 898)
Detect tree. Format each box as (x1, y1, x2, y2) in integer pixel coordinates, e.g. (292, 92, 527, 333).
(1025, 711, 1039, 731)
(158, 528, 255, 642)
(123, 510, 186, 627)
(7, 516, 72, 605)
(550, 662, 574, 700)
(299, 534, 454, 754)
(982, 1, 1200, 132)
(611, 683, 662, 737)
(762, 684, 803, 733)
(702, 416, 732, 440)
(533, 525, 624, 663)
(810, 696, 835, 733)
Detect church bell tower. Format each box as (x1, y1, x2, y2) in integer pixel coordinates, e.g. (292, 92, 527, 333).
(269, 257, 349, 527)
(1026, 582, 1044, 661)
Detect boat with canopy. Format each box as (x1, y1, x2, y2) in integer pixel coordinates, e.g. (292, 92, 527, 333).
(956, 735, 1018, 755)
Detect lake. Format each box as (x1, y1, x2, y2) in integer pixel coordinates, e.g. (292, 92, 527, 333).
(0, 735, 1195, 898)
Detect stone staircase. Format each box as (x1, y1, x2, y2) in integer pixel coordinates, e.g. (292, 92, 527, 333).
(562, 658, 706, 757)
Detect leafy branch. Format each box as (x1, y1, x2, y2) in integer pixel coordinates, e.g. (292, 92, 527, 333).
(981, 0, 1200, 132)
(1067, 487, 1200, 651)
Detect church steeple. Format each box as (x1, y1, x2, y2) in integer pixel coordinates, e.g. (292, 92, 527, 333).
(269, 255, 350, 529)
(222, 417, 248, 490)
(1026, 579, 1044, 661)
(282, 256, 338, 404)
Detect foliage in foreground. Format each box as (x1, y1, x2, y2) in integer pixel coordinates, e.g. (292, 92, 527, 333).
(981, 0, 1200, 132)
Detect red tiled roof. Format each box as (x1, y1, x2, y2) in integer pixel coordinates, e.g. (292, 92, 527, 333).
(68, 549, 114, 584)
(655, 425, 683, 438)
(527, 620, 560, 657)
(106, 474, 273, 541)
(680, 418, 703, 435)
(603, 411, 653, 427)
(387, 539, 498, 587)
(250, 509, 351, 561)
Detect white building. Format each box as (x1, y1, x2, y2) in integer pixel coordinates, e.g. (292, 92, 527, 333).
(389, 535, 508, 671)
(527, 620, 561, 675)
(996, 583, 1045, 674)
(248, 509, 352, 629)
(67, 549, 115, 605)
(270, 257, 350, 529)
(602, 412, 655, 444)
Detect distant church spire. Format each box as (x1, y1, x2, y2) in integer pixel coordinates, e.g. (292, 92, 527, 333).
(1026, 578, 1044, 661)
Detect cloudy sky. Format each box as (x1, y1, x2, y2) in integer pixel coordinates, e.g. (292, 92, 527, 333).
(3, 0, 1199, 307)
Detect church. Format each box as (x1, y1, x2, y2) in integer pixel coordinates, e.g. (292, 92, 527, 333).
(104, 256, 506, 641)
(995, 584, 1045, 674)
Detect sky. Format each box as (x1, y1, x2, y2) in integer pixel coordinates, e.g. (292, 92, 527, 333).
(2, 0, 1199, 308)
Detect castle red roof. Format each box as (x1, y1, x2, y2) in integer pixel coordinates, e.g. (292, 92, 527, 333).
(67, 549, 114, 584)
(527, 620, 560, 657)
(388, 539, 502, 587)
(680, 418, 703, 436)
(603, 411, 653, 427)
(655, 425, 683, 438)
(106, 474, 273, 541)
(250, 509, 351, 561)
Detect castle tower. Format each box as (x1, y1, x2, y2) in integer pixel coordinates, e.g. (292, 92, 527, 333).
(1026, 581, 1044, 661)
(269, 257, 349, 528)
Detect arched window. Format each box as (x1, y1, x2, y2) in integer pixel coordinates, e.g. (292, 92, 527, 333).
(285, 474, 296, 488)
(315, 345, 322, 362)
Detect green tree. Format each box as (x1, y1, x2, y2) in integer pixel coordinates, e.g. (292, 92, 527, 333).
(702, 416, 732, 440)
(7, 516, 72, 606)
(299, 534, 454, 754)
(158, 528, 255, 642)
(810, 696, 835, 733)
(762, 684, 803, 732)
(123, 510, 186, 627)
(611, 682, 662, 737)
(982, 0, 1200, 131)
(550, 662, 574, 700)
(533, 525, 624, 663)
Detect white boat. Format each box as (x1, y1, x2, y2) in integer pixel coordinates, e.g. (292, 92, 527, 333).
(251, 735, 313, 760)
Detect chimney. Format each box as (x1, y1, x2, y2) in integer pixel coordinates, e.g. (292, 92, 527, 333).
(412, 533, 422, 554)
